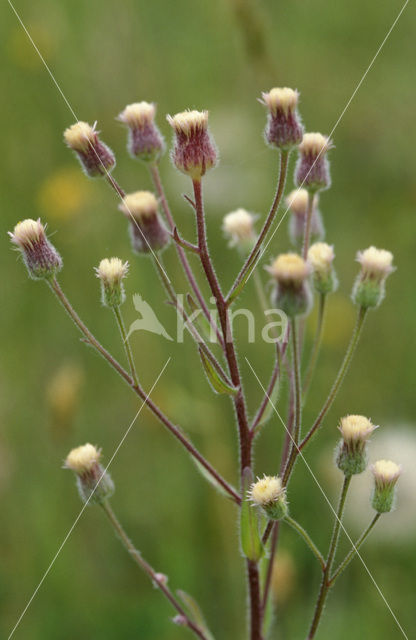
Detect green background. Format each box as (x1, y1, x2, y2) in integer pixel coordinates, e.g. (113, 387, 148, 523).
(1, 0, 415, 638)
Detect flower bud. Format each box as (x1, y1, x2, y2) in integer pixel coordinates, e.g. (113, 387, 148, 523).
(95, 257, 129, 307)
(9, 218, 62, 280)
(118, 101, 165, 163)
(352, 246, 395, 309)
(260, 87, 303, 150)
(64, 121, 115, 177)
(286, 189, 324, 249)
(266, 253, 312, 317)
(223, 208, 256, 253)
(249, 475, 288, 520)
(167, 110, 217, 180)
(64, 443, 114, 504)
(119, 191, 170, 254)
(295, 133, 332, 192)
(371, 459, 401, 513)
(307, 242, 337, 294)
(336, 415, 376, 476)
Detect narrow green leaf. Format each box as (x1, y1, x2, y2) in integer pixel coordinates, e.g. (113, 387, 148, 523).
(240, 467, 263, 561)
(177, 590, 216, 640)
(193, 459, 229, 498)
(198, 348, 238, 396)
(227, 251, 260, 305)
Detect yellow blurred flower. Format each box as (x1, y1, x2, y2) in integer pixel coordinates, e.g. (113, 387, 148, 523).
(46, 363, 84, 437)
(37, 167, 92, 220)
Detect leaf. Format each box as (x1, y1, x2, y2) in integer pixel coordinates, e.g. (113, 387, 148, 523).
(177, 590, 216, 640)
(227, 251, 260, 305)
(198, 348, 238, 396)
(240, 467, 263, 562)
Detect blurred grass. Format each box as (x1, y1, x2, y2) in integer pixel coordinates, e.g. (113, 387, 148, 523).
(1, 0, 415, 638)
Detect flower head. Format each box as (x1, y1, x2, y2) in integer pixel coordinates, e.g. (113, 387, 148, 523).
(308, 242, 337, 294)
(267, 253, 310, 286)
(64, 443, 114, 504)
(167, 110, 217, 179)
(119, 191, 169, 254)
(95, 257, 129, 307)
(352, 246, 395, 309)
(64, 121, 115, 177)
(336, 414, 376, 476)
(118, 102, 165, 162)
(9, 218, 62, 280)
(267, 253, 312, 317)
(249, 475, 288, 520)
(223, 208, 256, 251)
(261, 87, 303, 149)
(295, 132, 332, 192)
(286, 189, 324, 248)
(371, 459, 402, 513)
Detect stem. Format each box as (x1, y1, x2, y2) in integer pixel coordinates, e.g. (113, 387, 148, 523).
(299, 306, 367, 452)
(152, 255, 232, 387)
(307, 475, 351, 639)
(105, 174, 126, 199)
(282, 318, 302, 486)
(302, 191, 315, 260)
(48, 278, 240, 505)
(113, 306, 139, 387)
(193, 178, 251, 475)
(262, 520, 274, 546)
(101, 501, 208, 640)
(329, 513, 381, 586)
(302, 293, 327, 402)
(251, 344, 281, 435)
(149, 163, 225, 349)
(284, 516, 325, 569)
(247, 560, 264, 640)
(227, 150, 289, 304)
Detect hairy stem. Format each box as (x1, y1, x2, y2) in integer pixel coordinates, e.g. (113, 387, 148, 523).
(227, 150, 289, 304)
(329, 513, 381, 585)
(101, 501, 209, 640)
(149, 163, 224, 349)
(49, 278, 240, 505)
(247, 560, 264, 640)
(302, 191, 315, 260)
(113, 305, 139, 387)
(284, 516, 325, 568)
(302, 293, 327, 402)
(307, 475, 351, 639)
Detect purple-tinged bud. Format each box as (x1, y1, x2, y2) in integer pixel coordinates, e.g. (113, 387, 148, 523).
(9, 218, 62, 280)
(336, 415, 377, 476)
(167, 110, 217, 180)
(95, 257, 129, 307)
(119, 191, 170, 254)
(286, 189, 324, 249)
(64, 121, 115, 177)
(295, 133, 332, 193)
(352, 246, 395, 309)
(64, 443, 114, 504)
(118, 102, 165, 163)
(266, 253, 312, 317)
(260, 87, 303, 150)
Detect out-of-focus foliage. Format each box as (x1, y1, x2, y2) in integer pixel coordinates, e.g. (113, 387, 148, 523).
(1, 0, 415, 638)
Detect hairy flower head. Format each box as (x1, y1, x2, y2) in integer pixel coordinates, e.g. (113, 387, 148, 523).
(249, 475, 284, 506)
(223, 209, 256, 248)
(267, 253, 310, 286)
(356, 247, 394, 281)
(339, 415, 376, 445)
(371, 460, 402, 488)
(64, 121, 96, 153)
(167, 110, 209, 137)
(119, 191, 159, 220)
(118, 101, 156, 127)
(308, 242, 335, 275)
(299, 132, 332, 156)
(260, 87, 299, 116)
(65, 443, 101, 474)
(9, 218, 45, 249)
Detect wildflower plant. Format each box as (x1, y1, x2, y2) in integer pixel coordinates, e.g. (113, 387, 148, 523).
(10, 86, 402, 639)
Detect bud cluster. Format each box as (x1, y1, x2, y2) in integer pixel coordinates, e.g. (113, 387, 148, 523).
(64, 443, 114, 504)
(249, 475, 288, 520)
